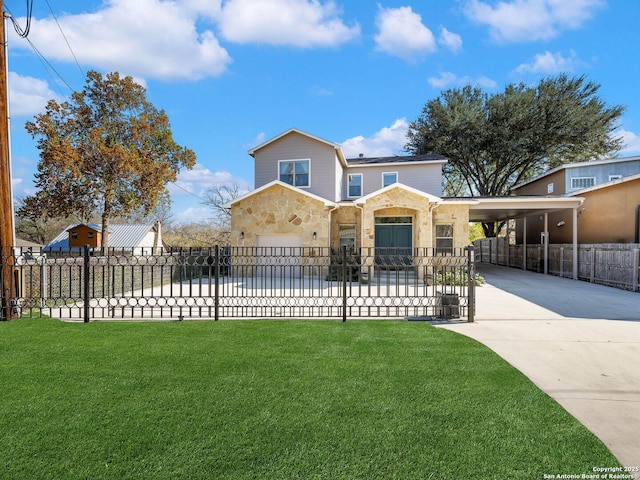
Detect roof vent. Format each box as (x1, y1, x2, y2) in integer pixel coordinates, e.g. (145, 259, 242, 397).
(359, 153, 364, 158)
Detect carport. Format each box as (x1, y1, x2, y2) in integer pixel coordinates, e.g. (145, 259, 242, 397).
(466, 196, 584, 279)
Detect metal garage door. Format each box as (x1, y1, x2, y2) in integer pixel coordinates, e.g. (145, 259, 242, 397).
(256, 235, 303, 278)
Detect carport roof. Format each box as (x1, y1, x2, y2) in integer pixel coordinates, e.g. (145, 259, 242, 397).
(457, 196, 585, 223)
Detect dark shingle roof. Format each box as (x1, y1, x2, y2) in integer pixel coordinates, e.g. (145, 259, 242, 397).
(346, 153, 446, 165)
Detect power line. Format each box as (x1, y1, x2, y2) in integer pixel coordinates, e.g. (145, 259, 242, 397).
(44, 0, 84, 79)
(3, 1, 80, 97)
(7, 0, 32, 38)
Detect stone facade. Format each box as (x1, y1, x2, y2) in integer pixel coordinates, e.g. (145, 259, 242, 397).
(230, 182, 471, 252)
(230, 183, 332, 248)
(432, 202, 470, 250)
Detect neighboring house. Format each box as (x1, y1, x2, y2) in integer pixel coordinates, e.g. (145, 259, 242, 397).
(44, 222, 163, 252)
(228, 128, 472, 253)
(513, 156, 640, 243)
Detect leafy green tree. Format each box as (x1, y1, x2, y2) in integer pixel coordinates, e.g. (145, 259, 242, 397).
(24, 71, 196, 247)
(406, 74, 625, 236)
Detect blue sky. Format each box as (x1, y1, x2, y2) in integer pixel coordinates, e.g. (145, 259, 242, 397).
(5, 0, 640, 223)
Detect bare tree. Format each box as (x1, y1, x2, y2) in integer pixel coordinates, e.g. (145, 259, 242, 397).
(201, 183, 244, 230)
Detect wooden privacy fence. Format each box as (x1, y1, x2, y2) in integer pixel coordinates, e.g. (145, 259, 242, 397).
(474, 238, 640, 292)
(2, 245, 476, 322)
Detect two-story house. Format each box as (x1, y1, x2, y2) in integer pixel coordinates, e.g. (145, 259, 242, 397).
(514, 155, 640, 243)
(227, 128, 473, 253)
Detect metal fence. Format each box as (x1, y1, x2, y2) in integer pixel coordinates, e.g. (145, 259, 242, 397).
(2, 245, 476, 322)
(474, 238, 640, 292)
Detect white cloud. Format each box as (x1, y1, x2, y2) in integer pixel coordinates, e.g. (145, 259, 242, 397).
(340, 119, 409, 158)
(10, 0, 232, 81)
(438, 27, 462, 53)
(374, 6, 436, 61)
(218, 0, 360, 47)
(428, 72, 497, 89)
(464, 0, 605, 43)
(8, 72, 61, 117)
(618, 129, 640, 156)
(170, 163, 251, 198)
(172, 205, 216, 225)
(515, 50, 581, 74)
(428, 72, 458, 89)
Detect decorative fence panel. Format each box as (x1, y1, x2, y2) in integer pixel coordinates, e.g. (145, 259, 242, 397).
(2, 246, 476, 322)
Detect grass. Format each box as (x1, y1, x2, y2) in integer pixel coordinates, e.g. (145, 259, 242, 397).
(0, 318, 620, 479)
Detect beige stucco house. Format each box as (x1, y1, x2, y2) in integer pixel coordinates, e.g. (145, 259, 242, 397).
(227, 128, 472, 253)
(514, 156, 640, 244)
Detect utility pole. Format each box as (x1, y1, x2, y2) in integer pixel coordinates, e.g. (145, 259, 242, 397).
(0, 0, 16, 320)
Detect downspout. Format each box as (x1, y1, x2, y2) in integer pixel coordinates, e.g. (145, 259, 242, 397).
(327, 204, 339, 251)
(355, 202, 364, 250)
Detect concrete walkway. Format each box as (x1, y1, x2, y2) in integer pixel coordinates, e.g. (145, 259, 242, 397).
(439, 264, 640, 475)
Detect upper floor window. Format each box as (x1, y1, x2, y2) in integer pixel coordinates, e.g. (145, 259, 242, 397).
(547, 182, 554, 194)
(348, 174, 362, 197)
(609, 174, 622, 181)
(570, 177, 595, 190)
(279, 159, 310, 187)
(382, 172, 398, 188)
(87, 232, 94, 239)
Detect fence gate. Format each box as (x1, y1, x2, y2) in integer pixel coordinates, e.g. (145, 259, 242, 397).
(2, 245, 476, 322)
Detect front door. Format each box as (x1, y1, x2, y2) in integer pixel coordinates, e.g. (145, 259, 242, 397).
(375, 218, 412, 267)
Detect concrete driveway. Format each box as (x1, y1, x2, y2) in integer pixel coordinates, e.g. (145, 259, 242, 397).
(439, 263, 640, 475)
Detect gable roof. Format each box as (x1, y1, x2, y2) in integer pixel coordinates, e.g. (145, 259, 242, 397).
(67, 223, 102, 232)
(346, 153, 447, 166)
(514, 155, 640, 190)
(248, 128, 347, 164)
(45, 223, 158, 251)
(224, 180, 338, 208)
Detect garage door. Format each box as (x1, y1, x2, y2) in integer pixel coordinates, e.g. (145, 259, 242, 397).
(256, 235, 303, 277)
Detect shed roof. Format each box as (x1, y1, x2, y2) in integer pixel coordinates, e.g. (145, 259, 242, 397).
(45, 223, 157, 251)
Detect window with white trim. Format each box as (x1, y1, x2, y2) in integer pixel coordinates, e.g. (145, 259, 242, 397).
(279, 159, 310, 187)
(348, 174, 362, 197)
(435, 224, 454, 255)
(570, 177, 595, 190)
(609, 174, 622, 181)
(382, 172, 398, 188)
(547, 182, 554, 194)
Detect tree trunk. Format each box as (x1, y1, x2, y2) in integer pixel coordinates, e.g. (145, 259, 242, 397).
(101, 193, 111, 249)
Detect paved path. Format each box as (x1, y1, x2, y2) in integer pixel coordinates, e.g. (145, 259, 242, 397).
(439, 264, 640, 476)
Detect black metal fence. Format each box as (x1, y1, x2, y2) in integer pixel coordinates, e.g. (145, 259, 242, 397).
(2, 245, 476, 322)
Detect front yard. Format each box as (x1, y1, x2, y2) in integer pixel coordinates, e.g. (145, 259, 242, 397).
(0, 318, 620, 479)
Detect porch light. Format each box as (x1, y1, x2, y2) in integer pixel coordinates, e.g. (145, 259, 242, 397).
(240, 231, 244, 239)
(313, 232, 317, 240)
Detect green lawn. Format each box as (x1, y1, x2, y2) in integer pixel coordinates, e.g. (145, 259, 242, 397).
(1, 318, 620, 479)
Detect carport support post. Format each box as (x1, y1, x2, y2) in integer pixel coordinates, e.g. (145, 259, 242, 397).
(523, 217, 527, 271)
(573, 207, 578, 280)
(83, 245, 90, 323)
(544, 213, 549, 275)
(342, 245, 347, 322)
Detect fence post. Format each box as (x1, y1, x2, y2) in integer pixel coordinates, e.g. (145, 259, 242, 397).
(214, 245, 220, 321)
(342, 245, 347, 322)
(590, 246, 596, 283)
(83, 245, 90, 323)
(466, 245, 475, 323)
